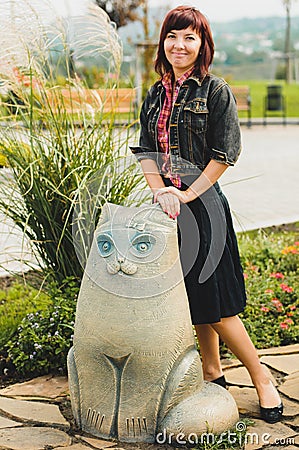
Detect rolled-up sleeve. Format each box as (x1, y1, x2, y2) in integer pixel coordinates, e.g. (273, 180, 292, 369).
(207, 83, 242, 166)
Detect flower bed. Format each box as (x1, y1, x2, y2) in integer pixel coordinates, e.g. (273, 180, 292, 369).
(238, 227, 298, 349)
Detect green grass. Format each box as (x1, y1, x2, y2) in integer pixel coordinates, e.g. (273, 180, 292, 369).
(0, 281, 51, 348)
(229, 79, 299, 118)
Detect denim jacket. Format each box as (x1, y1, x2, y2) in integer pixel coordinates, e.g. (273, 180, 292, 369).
(131, 73, 241, 174)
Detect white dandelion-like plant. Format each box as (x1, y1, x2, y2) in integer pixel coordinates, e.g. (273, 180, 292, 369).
(0, 0, 123, 87)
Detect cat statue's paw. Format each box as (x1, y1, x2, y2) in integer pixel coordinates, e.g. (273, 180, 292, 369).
(157, 381, 239, 444)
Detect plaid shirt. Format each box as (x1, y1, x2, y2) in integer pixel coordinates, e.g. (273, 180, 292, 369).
(157, 67, 194, 187)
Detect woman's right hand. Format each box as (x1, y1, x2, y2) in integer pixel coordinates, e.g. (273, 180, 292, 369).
(154, 191, 180, 219)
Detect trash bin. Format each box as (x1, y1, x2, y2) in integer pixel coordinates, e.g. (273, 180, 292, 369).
(266, 85, 284, 111)
(264, 84, 286, 125)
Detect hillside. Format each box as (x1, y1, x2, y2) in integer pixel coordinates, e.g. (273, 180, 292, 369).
(118, 12, 299, 80)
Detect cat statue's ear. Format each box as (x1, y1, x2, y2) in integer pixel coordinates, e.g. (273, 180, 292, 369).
(97, 202, 114, 226)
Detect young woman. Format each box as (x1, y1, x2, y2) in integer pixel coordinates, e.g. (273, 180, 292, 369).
(131, 5, 283, 424)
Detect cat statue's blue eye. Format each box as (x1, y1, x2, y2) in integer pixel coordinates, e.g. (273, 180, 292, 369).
(131, 233, 156, 257)
(97, 234, 114, 257)
(136, 242, 150, 253)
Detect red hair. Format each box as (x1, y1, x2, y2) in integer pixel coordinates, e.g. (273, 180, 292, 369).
(155, 5, 214, 78)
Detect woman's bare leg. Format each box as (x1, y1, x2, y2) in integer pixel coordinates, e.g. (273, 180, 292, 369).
(211, 315, 281, 408)
(195, 324, 223, 381)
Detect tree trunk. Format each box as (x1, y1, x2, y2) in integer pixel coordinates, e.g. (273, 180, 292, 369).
(284, 1, 292, 83)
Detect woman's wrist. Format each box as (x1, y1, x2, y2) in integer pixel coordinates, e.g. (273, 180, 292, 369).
(184, 188, 197, 203)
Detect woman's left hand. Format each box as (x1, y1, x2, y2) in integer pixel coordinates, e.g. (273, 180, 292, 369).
(154, 186, 190, 204)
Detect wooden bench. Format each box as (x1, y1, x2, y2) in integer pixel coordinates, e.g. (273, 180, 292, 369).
(45, 87, 138, 122)
(230, 85, 251, 127)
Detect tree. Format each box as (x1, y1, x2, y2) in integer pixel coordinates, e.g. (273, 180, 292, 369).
(94, 0, 143, 28)
(282, 0, 297, 83)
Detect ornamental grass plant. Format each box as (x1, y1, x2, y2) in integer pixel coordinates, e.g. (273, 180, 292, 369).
(0, 1, 145, 285)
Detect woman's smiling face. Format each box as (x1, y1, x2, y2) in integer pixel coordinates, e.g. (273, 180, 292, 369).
(164, 25, 202, 79)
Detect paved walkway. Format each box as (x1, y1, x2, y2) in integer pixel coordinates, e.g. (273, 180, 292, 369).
(220, 125, 299, 232)
(0, 344, 298, 449)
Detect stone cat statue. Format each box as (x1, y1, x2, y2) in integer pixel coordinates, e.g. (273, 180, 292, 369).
(68, 202, 238, 444)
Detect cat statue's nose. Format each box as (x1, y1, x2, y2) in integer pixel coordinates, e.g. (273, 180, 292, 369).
(117, 254, 125, 264)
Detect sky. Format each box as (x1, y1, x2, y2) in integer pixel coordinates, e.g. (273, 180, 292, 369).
(49, 0, 299, 22)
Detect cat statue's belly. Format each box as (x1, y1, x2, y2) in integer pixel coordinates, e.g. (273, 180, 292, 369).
(68, 203, 239, 443)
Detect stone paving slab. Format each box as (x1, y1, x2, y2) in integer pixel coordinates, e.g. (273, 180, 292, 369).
(0, 375, 69, 400)
(228, 386, 299, 418)
(228, 386, 260, 416)
(265, 447, 298, 450)
(0, 396, 69, 427)
(278, 371, 299, 402)
(0, 416, 22, 429)
(276, 396, 299, 418)
(221, 358, 242, 370)
(76, 435, 118, 449)
(260, 354, 299, 375)
(245, 419, 297, 450)
(285, 415, 299, 427)
(257, 344, 299, 356)
(0, 426, 71, 450)
(56, 445, 92, 450)
(224, 365, 276, 387)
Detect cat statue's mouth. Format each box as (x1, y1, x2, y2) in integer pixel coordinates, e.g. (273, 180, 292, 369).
(107, 259, 138, 275)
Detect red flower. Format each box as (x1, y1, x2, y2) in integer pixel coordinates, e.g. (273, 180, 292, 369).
(271, 298, 283, 312)
(289, 305, 297, 311)
(243, 273, 248, 279)
(270, 272, 284, 279)
(261, 306, 270, 313)
(294, 241, 299, 246)
(280, 283, 294, 293)
(285, 318, 294, 325)
(280, 322, 289, 330)
(265, 289, 274, 294)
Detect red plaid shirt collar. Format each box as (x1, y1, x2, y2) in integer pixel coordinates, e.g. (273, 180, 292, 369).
(157, 67, 194, 187)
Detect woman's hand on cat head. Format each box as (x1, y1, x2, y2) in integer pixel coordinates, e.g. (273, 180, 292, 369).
(153, 188, 185, 219)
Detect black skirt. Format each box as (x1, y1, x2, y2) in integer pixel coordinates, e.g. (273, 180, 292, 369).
(163, 176, 247, 325)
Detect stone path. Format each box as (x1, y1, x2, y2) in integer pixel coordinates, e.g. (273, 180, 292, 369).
(0, 345, 298, 450)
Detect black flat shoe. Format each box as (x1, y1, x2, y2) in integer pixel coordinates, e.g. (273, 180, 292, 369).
(211, 375, 227, 389)
(260, 402, 283, 423)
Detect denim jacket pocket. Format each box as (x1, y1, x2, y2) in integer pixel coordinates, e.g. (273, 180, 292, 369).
(183, 99, 209, 133)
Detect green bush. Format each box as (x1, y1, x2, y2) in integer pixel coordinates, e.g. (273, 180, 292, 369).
(0, 281, 51, 349)
(6, 277, 79, 377)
